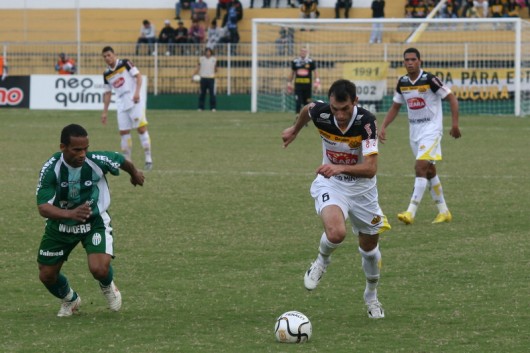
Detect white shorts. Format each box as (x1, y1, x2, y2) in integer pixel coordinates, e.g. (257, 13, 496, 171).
(310, 177, 390, 236)
(411, 134, 442, 161)
(117, 103, 148, 131)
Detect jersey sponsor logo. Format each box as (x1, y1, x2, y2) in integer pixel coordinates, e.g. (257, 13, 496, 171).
(112, 77, 125, 89)
(92, 232, 102, 246)
(371, 215, 382, 225)
(296, 68, 309, 76)
(58, 223, 92, 234)
(406, 97, 426, 110)
(317, 112, 331, 124)
(84, 180, 93, 186)
(39, 249, 64, 257)
(326, 150, 358, 165)
(91, 154, 121, 169)
(318, 129, 362, 148)
(333, 174, 358, 182)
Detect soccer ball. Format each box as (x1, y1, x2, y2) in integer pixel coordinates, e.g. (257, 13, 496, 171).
(63, 63, 73, 72)
(192, 74, 201, 82)
(274, 311, 312, 343)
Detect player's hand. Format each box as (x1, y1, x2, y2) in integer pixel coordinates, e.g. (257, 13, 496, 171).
(133, 93, 140, 104)
(281, 126, 298, 148)
(316, 164, 341, 178)
(377, 129, 387, 144)
(69, 202, 92, 222)
(286, 82, 293, 94)
(313, 79, 321, 91)
(450, 126, 461, 139)
(101, 112, 108, 125)
(130, 170, 145, 186)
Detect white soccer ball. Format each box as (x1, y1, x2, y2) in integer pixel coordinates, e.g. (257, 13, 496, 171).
(63, 63, 73, 72)
(192, 74, 201, 82)
(274, 311, 312, 343)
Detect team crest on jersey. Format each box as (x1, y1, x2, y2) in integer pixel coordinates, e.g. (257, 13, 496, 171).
(371, 215, 382, 225)
(406, 97, 426, 110)
(92, 233, 102, 246)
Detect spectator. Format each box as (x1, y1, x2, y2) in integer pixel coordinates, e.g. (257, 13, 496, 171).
(505, 0, 521, 17)
(175, 0, 195, 20)
(0, 55, 8, 81)
(412, 0, 429, 18)
(191, 0, 209, 22)
(300, 0, 319, 19)
(275, 26, 295, 55)
(188, 19, 206, 46)
(55, 53, 76, 75)
(439, 0, 460, 18)
(174, 20, 189, 55)
(335, 0, 353, 18)
(222, 0, 243, 27)
(369, 0, 385, 44)
(158, 20, 175, 56)
(135, 19, 156, 55)
(473, 0, 488, 17)
(274, 0, 297, 8)
(192, 48, 217, 112)
(206, 19, 225, 51)
(224, 1, 240, 54)
(216, 0, 232, 20)
(404, 1, 415, 18)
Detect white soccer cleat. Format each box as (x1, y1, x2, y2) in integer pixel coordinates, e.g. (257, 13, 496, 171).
(304, 261, 326, 291)
(366, 299, 385, 319)
(100, 281, 122, 311)
(57, 294, 81, 317)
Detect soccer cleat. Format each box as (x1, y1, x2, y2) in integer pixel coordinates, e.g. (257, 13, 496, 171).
(366, 299, 385, 319)
(432, 211, 452, 224)
(397, 211, 414, 225)
(100, 281, 122, 311)
(304, 261, 326, 291)
(144, 162, 153, 171)
(57, 294, 81, 317)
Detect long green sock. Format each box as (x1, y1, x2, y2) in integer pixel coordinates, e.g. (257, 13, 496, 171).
(44, 272, 71, 299)
(99, 264, 114, 287)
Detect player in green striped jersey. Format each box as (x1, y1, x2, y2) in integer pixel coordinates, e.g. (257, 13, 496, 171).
(36, 124, 145, 317)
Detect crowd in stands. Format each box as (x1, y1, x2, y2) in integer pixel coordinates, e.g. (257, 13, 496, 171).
(133, 0, 528, 56)
(404, 0, 525, 19)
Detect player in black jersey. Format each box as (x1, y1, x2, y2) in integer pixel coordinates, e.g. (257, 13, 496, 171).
(286, 47, 320, 120)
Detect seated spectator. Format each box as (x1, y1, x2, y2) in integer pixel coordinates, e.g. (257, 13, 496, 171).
(275, 26, 295, 55)
(188, 19, 206, 45)
(159, 20, 175, 56)
(55, 53, 76, 75)
(335, 0, 352, 18)
(175, 0, 195, 20)
(404, 1, 415, 18)
(222, 0, 243, 27)
(505, 0, 521, 17)
(216, 0, 232, 20)
(206, 19, 225, 51)
(300, 0, 319, 19)
(191, 0, 209, 22)
(411, 0, 428, 18)
(473, 0, 488, 17)
(173, 20, 189, 55)
(136, 19, 157, 55)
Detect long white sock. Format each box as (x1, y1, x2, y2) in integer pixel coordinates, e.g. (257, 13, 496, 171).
(316, 232, 340, 267)
(406, 177, 428, 216)
(120, 134, 132, 161)
(138, 131, 152, 163)
(429, 175, 449, 213)
(359, 245, 381, 303)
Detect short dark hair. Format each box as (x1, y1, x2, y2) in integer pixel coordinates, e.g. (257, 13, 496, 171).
(404, 47, 421, 60)
(102, 46, 114, 54)
(328, 79, 357, 102)
(143, 20, 150, 25)
(61, 124, 87, 145)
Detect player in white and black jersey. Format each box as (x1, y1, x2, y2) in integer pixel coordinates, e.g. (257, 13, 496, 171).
(379, 47, 461, 225)
(282, 79, 391, 319)
(101, 46, 153, 171)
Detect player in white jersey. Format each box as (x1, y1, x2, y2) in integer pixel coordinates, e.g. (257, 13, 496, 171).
(101, 46, 153, 171)
(379, 47, 461, 225)
(282, 79, 391, 319)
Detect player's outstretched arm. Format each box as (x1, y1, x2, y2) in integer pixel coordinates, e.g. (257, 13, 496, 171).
(378, 102, 401, 143)
(120, 159, 145, 186)
(446, 93, 461, 139)
(282, 105, 311, 148)
(101, 91, 112, 125)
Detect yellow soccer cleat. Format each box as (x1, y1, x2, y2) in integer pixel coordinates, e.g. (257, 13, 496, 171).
(432, 211, 452, 224)
(397, 211, 414, 225)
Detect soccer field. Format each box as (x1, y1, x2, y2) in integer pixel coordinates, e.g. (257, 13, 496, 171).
(1, 109, 529, 353)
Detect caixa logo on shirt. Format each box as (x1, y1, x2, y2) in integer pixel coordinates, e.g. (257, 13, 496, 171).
(406, 97, 426, 110)
(0, 87, 24, 106)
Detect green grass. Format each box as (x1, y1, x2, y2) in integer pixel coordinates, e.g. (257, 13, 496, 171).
(1, 109, 529, 353)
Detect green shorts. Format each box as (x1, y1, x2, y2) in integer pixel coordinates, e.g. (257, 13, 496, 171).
(37, 214, 114, 265)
